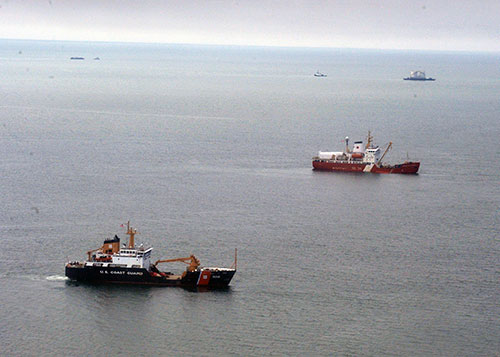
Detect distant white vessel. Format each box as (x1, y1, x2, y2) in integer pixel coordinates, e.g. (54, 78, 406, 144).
(403, 71, 435, 81)
(314, 70, 327, 77)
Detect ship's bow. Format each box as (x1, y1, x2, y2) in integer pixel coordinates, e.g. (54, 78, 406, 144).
(182, 268, 236, 289)
(401, 161, 420, 174)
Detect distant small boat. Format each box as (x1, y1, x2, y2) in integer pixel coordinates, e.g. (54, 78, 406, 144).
(70, 57, 85, 60)
(314, 70, 327, 77)
(93, 57, 100, 60)
(403, 70, 435, 81)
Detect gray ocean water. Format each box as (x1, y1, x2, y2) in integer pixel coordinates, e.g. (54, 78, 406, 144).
(0, 39, 499, 356)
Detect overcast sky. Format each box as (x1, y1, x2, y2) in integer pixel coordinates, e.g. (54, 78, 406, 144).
(1, 0, 499, 52)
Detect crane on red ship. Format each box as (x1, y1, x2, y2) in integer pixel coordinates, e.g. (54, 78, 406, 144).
(377, 142, 393, 165)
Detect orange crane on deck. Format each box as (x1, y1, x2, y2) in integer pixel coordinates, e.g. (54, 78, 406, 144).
(154, 255, 201, 272)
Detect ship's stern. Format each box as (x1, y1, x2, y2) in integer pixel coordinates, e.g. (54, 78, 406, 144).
(65, 262, 87, 281)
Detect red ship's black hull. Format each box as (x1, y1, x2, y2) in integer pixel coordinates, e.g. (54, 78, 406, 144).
(65, 265, 235, 289)
(312, 160, 420, 174)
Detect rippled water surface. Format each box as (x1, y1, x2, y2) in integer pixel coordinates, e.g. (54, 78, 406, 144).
(0, 40, 499, 356)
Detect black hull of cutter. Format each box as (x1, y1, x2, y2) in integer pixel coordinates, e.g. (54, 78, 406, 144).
(65, 265, 236, 289)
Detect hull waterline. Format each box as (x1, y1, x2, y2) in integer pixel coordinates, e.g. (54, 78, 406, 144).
(312, 160, 420, 174)
(65, 264, 236, 289)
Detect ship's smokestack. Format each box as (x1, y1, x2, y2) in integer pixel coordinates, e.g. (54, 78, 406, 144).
(345, 136, 349, 153)
(353, 141, 365, 153)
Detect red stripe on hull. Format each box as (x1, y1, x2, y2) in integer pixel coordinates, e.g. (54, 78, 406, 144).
(312, 160, 419, 174)
(197, 270, 211, 286)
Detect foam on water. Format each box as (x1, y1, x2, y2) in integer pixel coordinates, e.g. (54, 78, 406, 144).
(46, 275, 69, 281)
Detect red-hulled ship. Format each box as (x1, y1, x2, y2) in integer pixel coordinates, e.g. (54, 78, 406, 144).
(312, 132, 420, 174)
(65, 222, 236, 289)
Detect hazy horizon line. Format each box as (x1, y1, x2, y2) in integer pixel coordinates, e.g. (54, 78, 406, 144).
(1, 37, 499, 55)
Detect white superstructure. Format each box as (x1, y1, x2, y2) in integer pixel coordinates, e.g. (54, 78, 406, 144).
(316, 132, 385, 164)
(364, 147, 381, 163)
(111, 246, 152, 269)
(410, 71, 426, 79)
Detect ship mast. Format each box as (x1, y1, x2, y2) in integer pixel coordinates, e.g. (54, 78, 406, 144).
(366, 131, 373, 149)
(231, 248, 238, 270)
(125, 221, 138, 248)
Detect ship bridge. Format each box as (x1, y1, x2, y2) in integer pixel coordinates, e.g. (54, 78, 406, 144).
(111, 246, 153, 269)
(363, 147, 381, 163)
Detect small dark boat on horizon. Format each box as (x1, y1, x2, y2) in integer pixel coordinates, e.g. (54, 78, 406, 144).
(314, 70, 327, 77)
